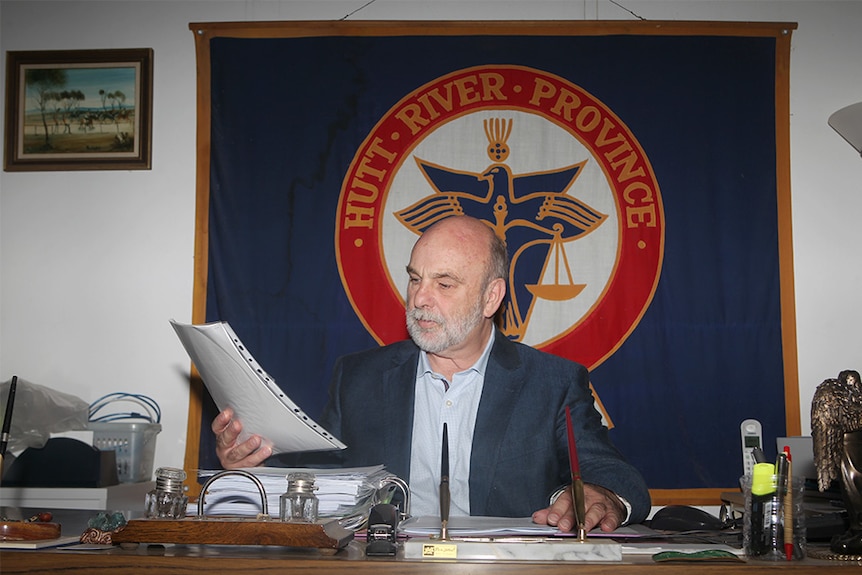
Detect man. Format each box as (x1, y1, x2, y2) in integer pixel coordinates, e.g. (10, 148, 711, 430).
(213, 215, 650, 531)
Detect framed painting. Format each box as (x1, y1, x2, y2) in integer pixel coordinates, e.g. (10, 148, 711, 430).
(4, 48, 153, 171)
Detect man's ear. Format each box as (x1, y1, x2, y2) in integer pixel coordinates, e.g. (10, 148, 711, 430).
(483, 277, 507, 318)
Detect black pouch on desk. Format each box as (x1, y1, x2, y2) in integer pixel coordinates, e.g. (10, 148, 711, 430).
(3, 437, 119, 487)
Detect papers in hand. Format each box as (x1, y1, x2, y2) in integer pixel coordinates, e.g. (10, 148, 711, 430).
(170, 320, 346, 454)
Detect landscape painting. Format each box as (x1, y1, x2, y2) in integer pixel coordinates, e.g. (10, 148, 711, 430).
(4, 48, 152, 171)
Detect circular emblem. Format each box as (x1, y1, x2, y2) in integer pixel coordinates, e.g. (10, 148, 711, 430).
(336, 65, 663, 370)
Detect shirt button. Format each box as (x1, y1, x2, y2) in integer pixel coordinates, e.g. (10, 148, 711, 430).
(445, 400, 453, 407)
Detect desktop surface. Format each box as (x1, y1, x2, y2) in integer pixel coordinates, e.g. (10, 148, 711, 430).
(1, 539, 860, 574)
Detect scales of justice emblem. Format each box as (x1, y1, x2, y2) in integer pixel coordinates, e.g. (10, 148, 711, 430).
(393, 117, 608, 342)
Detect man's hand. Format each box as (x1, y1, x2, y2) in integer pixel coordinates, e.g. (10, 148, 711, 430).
(211, 407, 272, 469)
(531, 483, 626, 533)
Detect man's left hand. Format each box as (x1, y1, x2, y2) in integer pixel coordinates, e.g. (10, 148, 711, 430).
(531, 483, 626, 533)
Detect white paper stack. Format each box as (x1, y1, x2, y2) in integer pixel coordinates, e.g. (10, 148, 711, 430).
(197, 465, 393, 528)
(398, 515, 560, 537)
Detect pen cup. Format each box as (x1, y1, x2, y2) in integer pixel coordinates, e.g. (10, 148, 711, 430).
(740, 466, 806, 561)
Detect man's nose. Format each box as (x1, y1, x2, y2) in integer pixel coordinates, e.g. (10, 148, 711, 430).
(411, 281, 432, 308)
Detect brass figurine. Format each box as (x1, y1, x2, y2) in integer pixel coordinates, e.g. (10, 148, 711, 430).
(812, 369, 862, 555)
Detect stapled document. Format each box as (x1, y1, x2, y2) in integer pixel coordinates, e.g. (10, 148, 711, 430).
(170, 320, 346, 454)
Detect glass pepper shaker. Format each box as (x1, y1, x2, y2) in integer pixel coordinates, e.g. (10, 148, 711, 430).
(279, 471, 319, 523)
(145, 467, 189, 519)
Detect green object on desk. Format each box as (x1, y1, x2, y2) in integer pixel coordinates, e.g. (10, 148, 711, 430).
(88, 511, 127, 531)
(652, 549, 744, 563)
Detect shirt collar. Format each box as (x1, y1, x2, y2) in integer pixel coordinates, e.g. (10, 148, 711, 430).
(418, 328, 496, 378)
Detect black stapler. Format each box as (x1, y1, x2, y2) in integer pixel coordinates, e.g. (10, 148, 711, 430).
(365, 503, 400, 556)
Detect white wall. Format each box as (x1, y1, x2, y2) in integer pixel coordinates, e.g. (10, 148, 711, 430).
(2, 0, 861, 479)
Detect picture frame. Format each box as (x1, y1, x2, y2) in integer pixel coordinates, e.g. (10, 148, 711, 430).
(4, 48, 153, 171)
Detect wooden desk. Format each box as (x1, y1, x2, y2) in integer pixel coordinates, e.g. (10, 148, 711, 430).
(1, 542, 860, 574)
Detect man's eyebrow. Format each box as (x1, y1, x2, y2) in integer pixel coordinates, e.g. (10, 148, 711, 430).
(405, 266, 464, 284)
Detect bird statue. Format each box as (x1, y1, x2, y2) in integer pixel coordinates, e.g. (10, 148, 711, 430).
(811, 369, 862, 555)
(812, 370, 862, 492)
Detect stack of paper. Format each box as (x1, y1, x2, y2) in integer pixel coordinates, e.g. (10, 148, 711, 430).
(399, 515, 560, 537)
(197, 465, 394, 529)
(398, 516, 661, 539)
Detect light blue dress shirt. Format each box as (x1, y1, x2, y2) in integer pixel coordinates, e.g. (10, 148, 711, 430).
(408, 330, 495, 517)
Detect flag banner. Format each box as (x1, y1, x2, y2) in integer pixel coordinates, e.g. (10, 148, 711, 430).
(189, 21, 797, 495)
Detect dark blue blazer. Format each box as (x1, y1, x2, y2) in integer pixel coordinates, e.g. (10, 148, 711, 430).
(317, 332, 651, 523)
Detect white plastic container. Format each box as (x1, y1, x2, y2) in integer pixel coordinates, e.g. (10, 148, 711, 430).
(89, 421, 161, 483)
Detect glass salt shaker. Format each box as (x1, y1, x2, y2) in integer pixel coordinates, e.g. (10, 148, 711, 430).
(279, 471, 319, 523)
(145, 467, 189, 519)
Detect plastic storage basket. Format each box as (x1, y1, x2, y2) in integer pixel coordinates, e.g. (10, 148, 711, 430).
(89, 421, 161, 483)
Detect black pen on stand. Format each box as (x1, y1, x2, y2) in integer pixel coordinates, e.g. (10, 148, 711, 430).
(0, 375, 18, 474)
(439, 422, 450, 540)
(565, 406, 587, 541)
(774, 451, 789, 558)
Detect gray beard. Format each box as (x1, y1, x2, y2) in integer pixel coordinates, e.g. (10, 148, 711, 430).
(406, 303, 484, 354)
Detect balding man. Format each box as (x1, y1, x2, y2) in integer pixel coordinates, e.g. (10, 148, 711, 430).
(213, 215, 650, 531)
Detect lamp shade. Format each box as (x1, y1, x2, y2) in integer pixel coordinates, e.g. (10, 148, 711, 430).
(828, 101, 862, 155)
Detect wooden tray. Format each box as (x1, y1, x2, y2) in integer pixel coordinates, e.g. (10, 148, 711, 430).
(111, 517, 353, 550)
(0, 521, 61, 541)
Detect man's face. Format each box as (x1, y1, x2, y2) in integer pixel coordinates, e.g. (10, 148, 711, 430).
(405, 228, 488, 356)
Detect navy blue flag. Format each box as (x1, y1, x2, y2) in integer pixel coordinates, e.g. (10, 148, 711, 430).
(192, 22, 797, 495)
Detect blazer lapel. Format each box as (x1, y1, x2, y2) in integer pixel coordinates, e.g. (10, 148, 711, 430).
(381, 345, 419, 483)
(469, 333, 524, 514)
